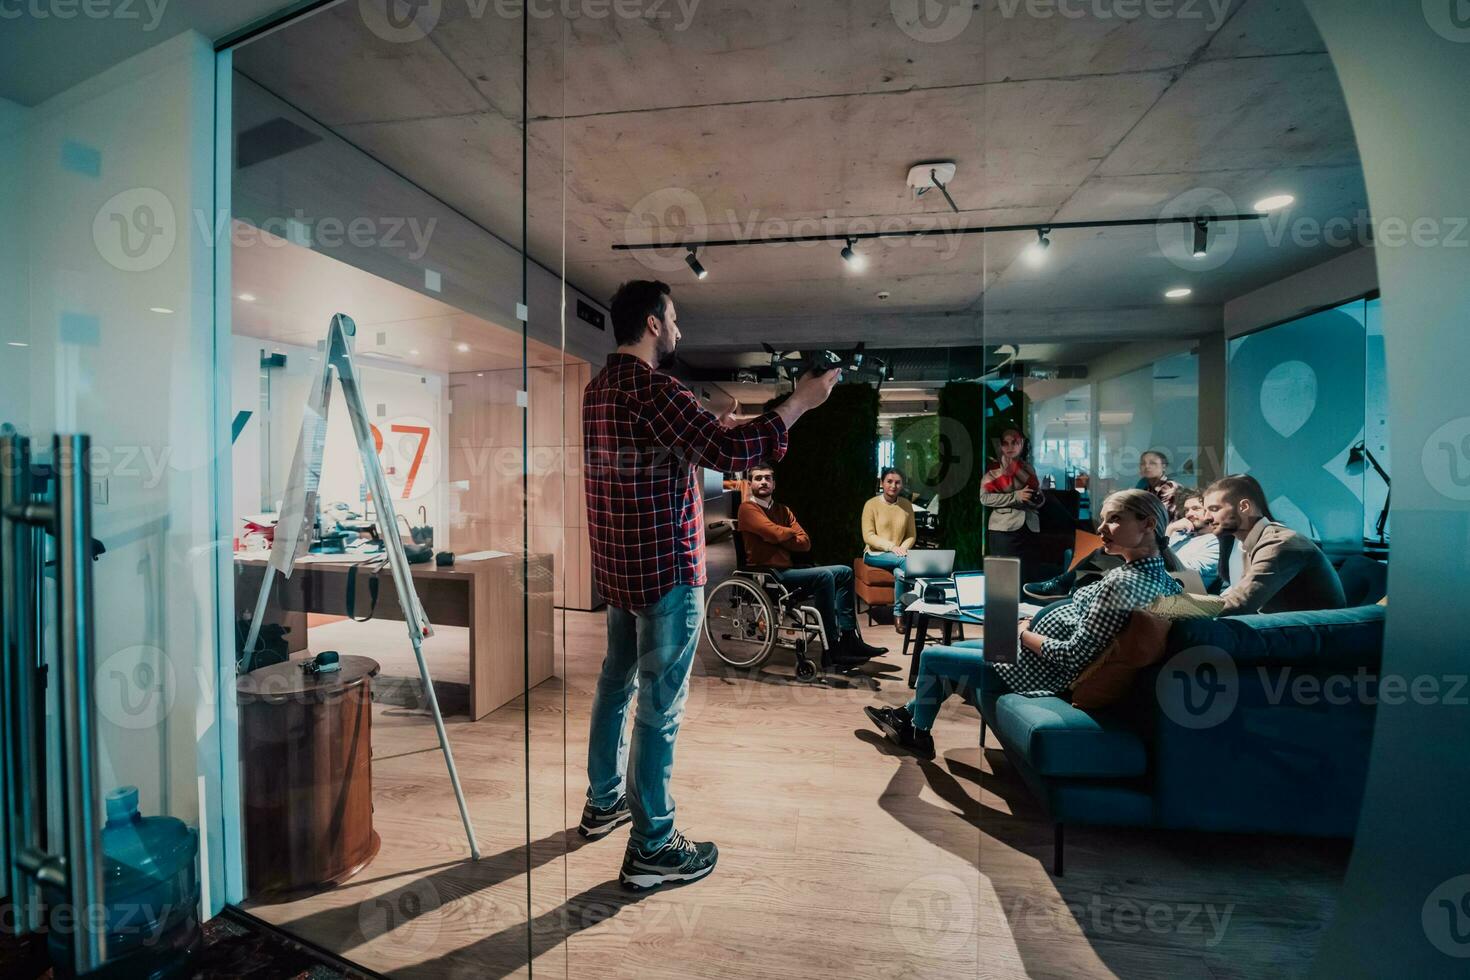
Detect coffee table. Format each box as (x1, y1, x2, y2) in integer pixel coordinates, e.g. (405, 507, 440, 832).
(901, 600, 983, 688)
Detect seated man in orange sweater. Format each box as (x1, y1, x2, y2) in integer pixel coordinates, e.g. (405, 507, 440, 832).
(738, 461, 888, 666)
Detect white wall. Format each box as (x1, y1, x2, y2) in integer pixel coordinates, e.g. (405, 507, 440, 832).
(1300, 3, 1470, 973)
(231, 336, 450, 541)
(0, 97, 30, 424)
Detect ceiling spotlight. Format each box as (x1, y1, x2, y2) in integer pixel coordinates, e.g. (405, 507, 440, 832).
(1024, 227, 1051, 268)
(1254, 194, 1296, 212)
(237, 292, 257, 302)
(684, 247, 707, 280)
(148, 306, 174, 314)
(1192, 219, 1209, 258)
(1165, 287, 1193, 299)
(841, 238, 867, 272)
(7, 341, 28, 348)
(456, 342, 471, 353)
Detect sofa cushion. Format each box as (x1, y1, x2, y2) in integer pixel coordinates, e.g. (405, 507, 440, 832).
(1068, 611, 1174, 711)
(989, 693, 1148, 779)
(1069, 596, 1223, 710)
(1165, 604, 1385, 670)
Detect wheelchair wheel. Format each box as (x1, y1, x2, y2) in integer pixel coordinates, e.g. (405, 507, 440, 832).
(794, 658, 818, 681)
(703, 578, 776, 668)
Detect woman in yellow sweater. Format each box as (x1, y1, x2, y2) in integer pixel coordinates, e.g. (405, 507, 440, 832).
(861, 468, 918, 617)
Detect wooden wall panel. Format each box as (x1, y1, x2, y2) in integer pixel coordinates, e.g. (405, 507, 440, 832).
(448, 357, 597, 609)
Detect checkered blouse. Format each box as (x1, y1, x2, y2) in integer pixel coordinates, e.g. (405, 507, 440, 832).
(993, 555, 1183, 697)
(584, 353, 788, 610)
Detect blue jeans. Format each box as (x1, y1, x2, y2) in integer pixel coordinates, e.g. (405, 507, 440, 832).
(863, 551, 908, 613)
(773, 564, 855, 644)
(904, 644, 1007, 731)
(587, 584, 703, 852)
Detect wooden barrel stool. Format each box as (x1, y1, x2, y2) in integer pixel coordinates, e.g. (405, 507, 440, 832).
(237, 655, 381, 899)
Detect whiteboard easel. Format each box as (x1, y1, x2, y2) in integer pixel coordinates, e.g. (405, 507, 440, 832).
(240, 313, 479, 860)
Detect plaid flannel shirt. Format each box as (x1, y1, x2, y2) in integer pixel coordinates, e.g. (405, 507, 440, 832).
(584, 353, 788, 609)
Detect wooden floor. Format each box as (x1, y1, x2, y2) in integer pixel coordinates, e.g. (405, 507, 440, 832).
(244, 541, 1349, 978)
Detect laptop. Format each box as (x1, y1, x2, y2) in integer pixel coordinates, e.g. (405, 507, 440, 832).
(903, 549, 956, 578)
(982, 557, 1021, 664)
(953, 571, 985, 618)
(1169, 568, 1208, 595)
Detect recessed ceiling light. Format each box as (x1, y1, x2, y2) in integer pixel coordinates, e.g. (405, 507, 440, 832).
(237, 292, 257, 302)
(1165, 287, 1193, 299)
(409, 348, 420, 356)
(148, 306, 174, 314)
(476, 372, 485, 377)
(1254, 194, 1295, 212)
(456, 342, 471, 353)
(7, 341, 28, 348)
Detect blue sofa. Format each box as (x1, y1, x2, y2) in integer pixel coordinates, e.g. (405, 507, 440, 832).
(965, 605, 1385, 874)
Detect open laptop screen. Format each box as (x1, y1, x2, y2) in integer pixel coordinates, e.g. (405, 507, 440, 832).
(954, 572, 985, 610)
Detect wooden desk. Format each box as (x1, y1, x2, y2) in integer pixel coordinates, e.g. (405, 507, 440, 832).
(235, 553, 554, 719)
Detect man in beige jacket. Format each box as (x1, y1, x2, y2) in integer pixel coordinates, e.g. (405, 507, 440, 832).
(1203, 475, 1347, 616)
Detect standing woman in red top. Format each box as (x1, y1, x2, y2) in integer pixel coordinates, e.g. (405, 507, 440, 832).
(980, 427, 1045, 581)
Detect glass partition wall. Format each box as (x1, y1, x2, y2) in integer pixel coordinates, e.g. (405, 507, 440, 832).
(221, 5, 572, 974)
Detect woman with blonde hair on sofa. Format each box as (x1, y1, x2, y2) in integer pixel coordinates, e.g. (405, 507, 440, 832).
(864, 489, 1184, 759)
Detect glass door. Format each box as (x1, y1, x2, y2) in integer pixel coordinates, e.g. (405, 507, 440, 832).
(1, 30, 230, 977)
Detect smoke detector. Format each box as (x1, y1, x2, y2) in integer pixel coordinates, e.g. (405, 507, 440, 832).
(907, 161, 956, 191)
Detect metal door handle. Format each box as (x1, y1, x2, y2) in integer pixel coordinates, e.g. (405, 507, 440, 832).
(0, 434, 45, 933)
(0, 435, 107, 972)
(54, 435, 106, 973)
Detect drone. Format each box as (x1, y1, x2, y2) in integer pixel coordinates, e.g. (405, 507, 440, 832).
(761, 342, 891, 392)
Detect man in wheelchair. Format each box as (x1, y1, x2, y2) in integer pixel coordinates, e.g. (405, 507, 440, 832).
(736, 462, 888, 666)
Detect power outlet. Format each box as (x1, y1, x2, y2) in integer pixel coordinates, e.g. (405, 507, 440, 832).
(91, 477, 108, 505)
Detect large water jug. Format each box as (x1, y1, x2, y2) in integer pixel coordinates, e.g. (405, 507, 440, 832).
(48, 786, 201, 979)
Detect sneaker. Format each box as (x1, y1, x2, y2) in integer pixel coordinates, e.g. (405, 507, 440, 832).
(1023, 570, 1076, 603)
(619, 830, 718, 891)
(578, 795, 632, 839)
(863, 704, 935, 760)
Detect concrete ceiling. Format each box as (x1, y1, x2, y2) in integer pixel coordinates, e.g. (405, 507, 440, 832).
(232, 0, 1368, 349)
